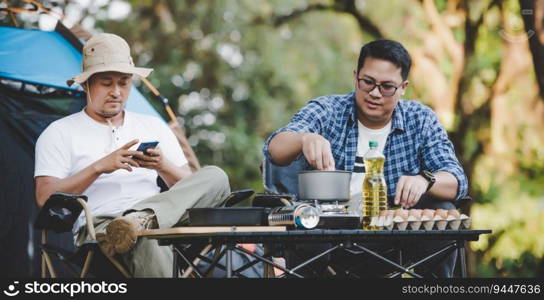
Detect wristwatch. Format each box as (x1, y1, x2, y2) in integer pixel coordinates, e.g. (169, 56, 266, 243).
(420, 170, 436, 192)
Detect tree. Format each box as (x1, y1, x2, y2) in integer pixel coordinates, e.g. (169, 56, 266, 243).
(3, 0, 543, 277)
(520, 0, 544, 99)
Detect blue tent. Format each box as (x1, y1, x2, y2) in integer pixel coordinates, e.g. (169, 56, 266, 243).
(0, 25, 161, 118)
(0, 24, 162, 277)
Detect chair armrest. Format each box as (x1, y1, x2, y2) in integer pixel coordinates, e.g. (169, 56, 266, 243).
(456, 196, 472, 210)
(76, 197, 97, 240)
(34, 193, 89, 233)
(221, 189, 255, 207)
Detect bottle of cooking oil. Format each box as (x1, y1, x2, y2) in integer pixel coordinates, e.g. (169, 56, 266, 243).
(361, 141, 388, 230)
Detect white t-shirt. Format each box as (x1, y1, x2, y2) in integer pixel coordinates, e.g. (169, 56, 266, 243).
(34, 109, 187, 233)
(347, 120, 391, 215)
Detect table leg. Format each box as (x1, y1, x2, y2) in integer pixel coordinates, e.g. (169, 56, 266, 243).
(226, 244, 233, 278)
(458, 240, 467, 278)
(262, 244, 275, 278)
(234, 245, 304, 278)
(352, 243, 422, 278)
(398, 248, 403, 278)
(388, 242, 457, 278)
(173, 246, 204, 278)
(172, 245, 178, 278)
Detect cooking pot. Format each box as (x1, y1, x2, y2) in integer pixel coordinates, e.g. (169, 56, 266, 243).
(298, 170, 351, 201)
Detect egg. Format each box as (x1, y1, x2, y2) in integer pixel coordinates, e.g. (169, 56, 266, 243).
(421, 209, 435, 221)
(434, 209, 448, 220)
(407, 209, 423, 230)
(406, 209, 419, 222)
(460, 214, 471, 229)
(409, 209, 422, 220)
(386, 210, 395, 218)
(382, 210, 394, 227)
(394, 209, 409, 220)
(447, 209, 460, 220)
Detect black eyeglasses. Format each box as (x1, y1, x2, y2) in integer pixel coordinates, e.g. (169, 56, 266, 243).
(357, 78, 401, 97)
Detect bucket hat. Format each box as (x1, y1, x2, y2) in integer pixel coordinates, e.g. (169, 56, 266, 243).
(67, 33, 152, 86)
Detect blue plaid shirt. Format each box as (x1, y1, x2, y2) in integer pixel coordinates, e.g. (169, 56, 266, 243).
(263, 92, 468, 201)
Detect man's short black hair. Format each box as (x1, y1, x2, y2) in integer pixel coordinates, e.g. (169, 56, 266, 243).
(357, 39, 412, 81)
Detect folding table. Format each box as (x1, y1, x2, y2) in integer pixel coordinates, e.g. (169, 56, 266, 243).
(140, 227, 491, 278)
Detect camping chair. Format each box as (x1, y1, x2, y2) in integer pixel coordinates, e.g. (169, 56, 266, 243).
(34, 192, 131, 278)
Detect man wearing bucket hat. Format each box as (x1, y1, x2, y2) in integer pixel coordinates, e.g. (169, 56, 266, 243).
(34, 33, 231, 277)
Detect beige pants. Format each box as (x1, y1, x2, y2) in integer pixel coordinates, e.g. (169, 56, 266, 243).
(76, 165, 231, 277)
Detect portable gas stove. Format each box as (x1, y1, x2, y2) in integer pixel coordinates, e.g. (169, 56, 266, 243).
(298, 199, 361, 229)
(265, 198, 360, 229)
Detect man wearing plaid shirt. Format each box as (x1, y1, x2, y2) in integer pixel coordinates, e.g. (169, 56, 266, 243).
(263, 39, 468, 277)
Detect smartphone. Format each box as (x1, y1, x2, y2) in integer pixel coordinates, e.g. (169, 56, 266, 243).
(136, 141, 159, 154)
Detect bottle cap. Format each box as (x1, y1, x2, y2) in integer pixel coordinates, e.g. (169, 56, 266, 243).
(369, 141, 378, 148)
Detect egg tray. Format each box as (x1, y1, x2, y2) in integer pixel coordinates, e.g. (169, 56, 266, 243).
(370, 215, 471, 231)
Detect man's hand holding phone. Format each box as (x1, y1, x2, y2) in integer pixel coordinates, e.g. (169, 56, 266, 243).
(93, 139, 142, 174)
(133, 141, 164, 171)
(136, 141, 159, 154)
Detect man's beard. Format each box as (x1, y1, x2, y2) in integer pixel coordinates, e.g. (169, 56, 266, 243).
(99, 107, 123, 118)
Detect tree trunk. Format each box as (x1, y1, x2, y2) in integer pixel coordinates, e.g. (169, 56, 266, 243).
(520, 0, 544, 100)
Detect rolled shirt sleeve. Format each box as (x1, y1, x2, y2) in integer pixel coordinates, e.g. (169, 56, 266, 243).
(420, 109, 468, 201)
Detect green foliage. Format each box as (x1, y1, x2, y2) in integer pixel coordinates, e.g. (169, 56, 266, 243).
(5, 0, 544, 277)
(471, 177, 544, 277)
(477, 252, 544, 277)
(93, 0, 362, 191)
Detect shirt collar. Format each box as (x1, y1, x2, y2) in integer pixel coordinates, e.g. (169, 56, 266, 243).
(348, 93, 405, 133)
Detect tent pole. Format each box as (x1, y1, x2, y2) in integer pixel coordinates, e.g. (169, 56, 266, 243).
(141, 78, 201, 171)
(8, 11, 19, 27)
